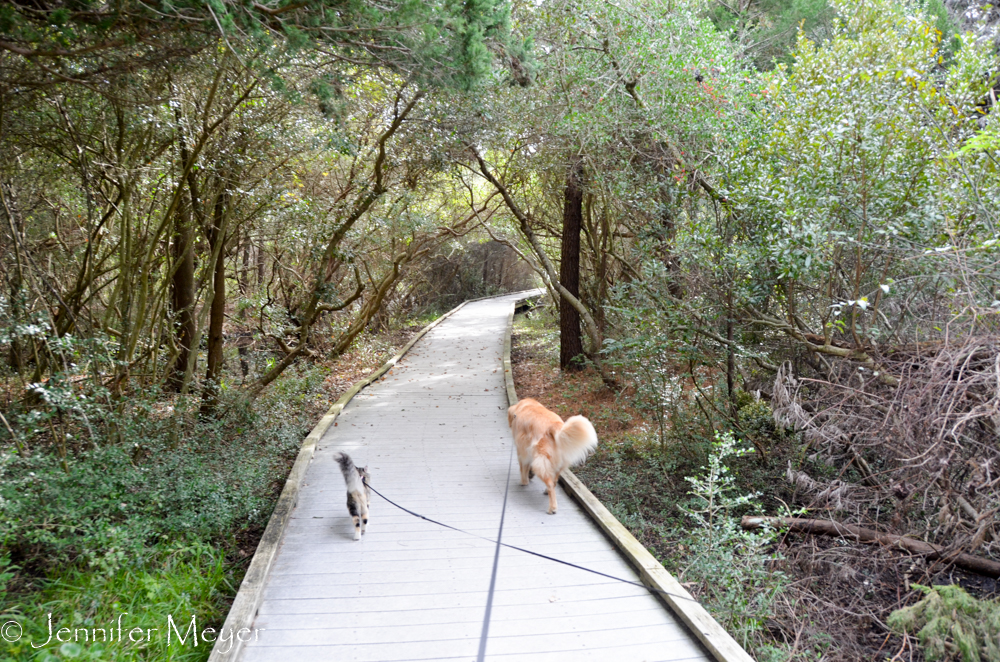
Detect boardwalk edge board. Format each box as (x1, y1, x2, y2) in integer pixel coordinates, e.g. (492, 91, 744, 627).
(502, 294, 756, 662)
(209, 296, 479, 661)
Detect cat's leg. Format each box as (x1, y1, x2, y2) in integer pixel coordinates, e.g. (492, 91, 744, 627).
(348, 494, 362, 540)
(359, 497, 369, 537)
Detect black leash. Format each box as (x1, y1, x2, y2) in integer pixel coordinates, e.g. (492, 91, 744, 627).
(364, 480, 701, 605)
(476, 440, 514, 662)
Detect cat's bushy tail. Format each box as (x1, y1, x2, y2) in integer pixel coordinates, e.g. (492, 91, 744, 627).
(334, 452, 364, 492)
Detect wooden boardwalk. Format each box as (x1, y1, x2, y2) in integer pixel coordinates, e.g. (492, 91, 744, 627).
(236, 293, 714, 662)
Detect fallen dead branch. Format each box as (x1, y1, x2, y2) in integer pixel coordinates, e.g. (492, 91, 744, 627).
(741, 515, 1000, 578)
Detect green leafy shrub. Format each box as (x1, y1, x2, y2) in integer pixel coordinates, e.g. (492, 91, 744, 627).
(737, 398, 785, 452)
(674, 431, 787, 653)
(0, 370, 313, 574)
(888, 584, 1000, 662)
(0, 365, 323, 660)
(604, 310, 686, 453)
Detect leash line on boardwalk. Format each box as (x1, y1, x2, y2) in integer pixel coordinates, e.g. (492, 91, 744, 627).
(365, 479, 700, 605)
(475, 438, 514, 662)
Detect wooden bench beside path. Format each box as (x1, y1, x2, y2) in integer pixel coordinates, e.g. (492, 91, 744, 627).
(210, 290, 753, 662)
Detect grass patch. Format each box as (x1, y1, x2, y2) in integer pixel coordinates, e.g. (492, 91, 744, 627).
(3, 543, 230, 661)
(0, 372, 317, 661)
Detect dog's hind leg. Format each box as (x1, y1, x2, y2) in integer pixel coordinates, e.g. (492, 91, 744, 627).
(530, 457, 558, 514)
(543, 476, 558, 514)
(515, 445, 532, 485)
(519, 460, 531, 485)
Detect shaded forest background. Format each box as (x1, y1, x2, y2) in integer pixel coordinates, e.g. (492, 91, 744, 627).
(1, 0, 999, 659)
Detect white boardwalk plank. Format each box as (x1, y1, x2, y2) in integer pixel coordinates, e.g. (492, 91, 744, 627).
(251, 611, 685, 646)
(259, 576, 658, 609)
(258, 581, 660, 615)
(249, 625, 698, 655)
(242, 627, 704, 662)
(266, 549, 634, 578)
(256, 602, 667, 631)
(239, 294, 710, 662)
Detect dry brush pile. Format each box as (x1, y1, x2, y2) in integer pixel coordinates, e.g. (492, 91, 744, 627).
(774, 336, 1000, 560)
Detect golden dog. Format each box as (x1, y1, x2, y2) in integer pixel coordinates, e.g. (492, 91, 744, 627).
(507, 398, 598, 514)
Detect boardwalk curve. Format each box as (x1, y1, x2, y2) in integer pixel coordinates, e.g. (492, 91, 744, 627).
(216, 292, 738, 662)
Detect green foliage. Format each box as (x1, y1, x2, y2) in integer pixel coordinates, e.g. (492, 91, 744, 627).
(603, 280, 725, 464)
(0, 359, 327, 660)
(0, 556, 14, 604)
(1, 542, 229, 662)
(674, 432, 787, 653)
(737, 397, 785, 451)
(724, 0, 999, 346)
(596, 447, 678, 533)
(888, 584, 1000, 662)
(0, 0, 513, 91)
(708, 0, 836, 68)
(920, 0, 959, 55)
(604, 331, 685, 451)
(681, 431, 758, 528)
(0, 370, 314, 574)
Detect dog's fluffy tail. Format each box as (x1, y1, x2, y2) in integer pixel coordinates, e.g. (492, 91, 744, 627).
(334, 452, 364, 492)
(555, 416, 598, 467)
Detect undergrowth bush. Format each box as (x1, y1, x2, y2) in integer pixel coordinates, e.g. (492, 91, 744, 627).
(673, 431, 788, 654)
(736, 398, 785, 452)
(0, 362, 325, 661)
(1, 386, 307, 574)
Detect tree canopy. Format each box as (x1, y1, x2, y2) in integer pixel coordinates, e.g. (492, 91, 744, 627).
(2, 0, 999, 658)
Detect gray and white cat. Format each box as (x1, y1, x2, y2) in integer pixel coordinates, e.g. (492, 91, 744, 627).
(334, 452, 370, 540)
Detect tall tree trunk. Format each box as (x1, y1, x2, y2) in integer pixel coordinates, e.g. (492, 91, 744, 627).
(201, 188, 229, 416)
(167, 114, 200, 393)
(239, 227, 250, 295)
(2, 183, 26, 374)
(472, 147, 616, 387)
(727, 288, 736, 412)
(560, 160, 585, 371)
(256, 233, 265, 287)
(167, 203, 195, 392)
